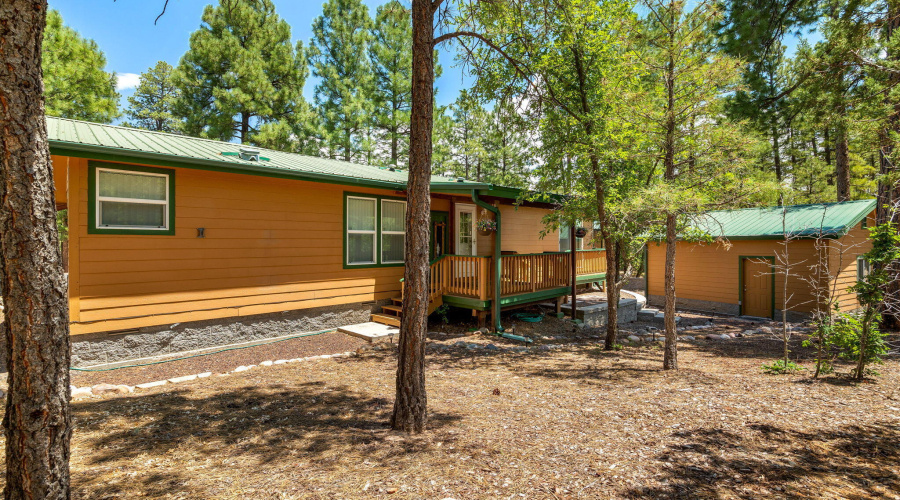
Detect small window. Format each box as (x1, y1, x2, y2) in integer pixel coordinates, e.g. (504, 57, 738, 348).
(381, 199, 406, 263)
(857, 256, 871, 281)
(89, 163, 174, 234)
(346, 197, 377, 265)
(344, 193, 406, 267)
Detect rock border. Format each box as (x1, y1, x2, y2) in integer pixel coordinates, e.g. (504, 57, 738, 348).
(70, 351, 355, 399)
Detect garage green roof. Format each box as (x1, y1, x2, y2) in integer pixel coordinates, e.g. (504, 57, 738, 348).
(46, 116, 492, 193)
(693, 199, 877, 240)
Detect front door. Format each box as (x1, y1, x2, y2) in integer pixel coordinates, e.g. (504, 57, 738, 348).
(742, 257, 773, 318)
(455, 204, 477, 277)
(430, 211, 449, 261)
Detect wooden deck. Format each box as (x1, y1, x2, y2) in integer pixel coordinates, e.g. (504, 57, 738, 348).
(424, 250, 607, 311)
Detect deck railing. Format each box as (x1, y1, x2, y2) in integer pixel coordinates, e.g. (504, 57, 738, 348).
(576, 249, 607, 276)
(499, 252, 571, 295)
(414, 250, 607, 306)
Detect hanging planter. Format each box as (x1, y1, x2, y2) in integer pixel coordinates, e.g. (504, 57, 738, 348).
(574, 227, 587, 238)
(476, 215, 497, 236)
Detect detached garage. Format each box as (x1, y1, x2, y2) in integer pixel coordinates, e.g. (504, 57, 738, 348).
(646, 199, 877, 320)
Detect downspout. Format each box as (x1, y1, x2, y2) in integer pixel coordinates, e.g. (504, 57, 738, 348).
(472, 190, 503, 332)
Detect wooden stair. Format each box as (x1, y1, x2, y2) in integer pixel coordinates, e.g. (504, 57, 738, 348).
(371, 295, 443, 327)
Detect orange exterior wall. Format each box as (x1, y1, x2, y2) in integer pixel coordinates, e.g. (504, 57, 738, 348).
(646, 212, 875, 316)
(58, 156, 454, 335)
(647, 239, 824, 315)
(54, 155, 562, 335)
(827, 212, 875, 312)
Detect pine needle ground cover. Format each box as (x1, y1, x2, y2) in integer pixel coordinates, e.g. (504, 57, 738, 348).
(1, 318, 897, 499)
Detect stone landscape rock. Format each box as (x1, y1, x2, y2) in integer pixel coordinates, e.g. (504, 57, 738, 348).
(627, 335, 641, 342)
(136, 380, 167, 389)
(71, 386, 93, 398)
(168, 374, 198, 384)
(92, 383, 130, 395)
(758, 326, 774, 334)
(260, 360, 274, 366)
(233, 365, 252, 372)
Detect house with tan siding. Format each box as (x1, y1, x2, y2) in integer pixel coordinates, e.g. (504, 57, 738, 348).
(46, 117, 605, 366)
(646, 199, 877, 321)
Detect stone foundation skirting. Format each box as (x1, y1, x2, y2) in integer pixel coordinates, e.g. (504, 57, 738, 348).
(648, 295, 812, 321)
(67, 300, 388, 368)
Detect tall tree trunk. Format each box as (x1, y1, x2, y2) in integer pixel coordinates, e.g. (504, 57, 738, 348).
(391, 128, 399, 165)
(240, 112, 250, 143)
(391, 0, 432, 434)
(662, 23, 678, 370)
(824, 128, 834, 185)
(835, 121, 851, 202)
(772, 126, 782, 182)
(0, 1, 72, 497)
(663, 213, 678, 370)
(878, 0, 900, 329)
(594, 174, 618, 349)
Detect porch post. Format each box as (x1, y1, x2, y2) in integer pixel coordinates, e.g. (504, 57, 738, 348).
(472, 190, 503, 332)
(571, 226, 577, 321)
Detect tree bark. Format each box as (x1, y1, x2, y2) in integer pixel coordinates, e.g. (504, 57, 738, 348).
(391, 0, 432, 434)
(662, 22, 678, 370)
(772, 126, 782, 182)
(835, 121, 851, 202)
(878, 0, 900, 329)
(0, 1, 72, 498)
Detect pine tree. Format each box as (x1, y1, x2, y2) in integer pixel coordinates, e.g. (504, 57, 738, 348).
(125, 61, 180, 133)
(42, 9, 119, 123)
(309, 0, 375, 162)
(370, 0, 412, 165)
(173, 0, 307, 144)
(483, 97, 532, 188)
(448, 90, 489, 180)
(1, 1, 72, 497)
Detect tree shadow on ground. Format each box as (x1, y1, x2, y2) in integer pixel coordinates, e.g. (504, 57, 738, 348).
(71, 380, 461, 497)
(625, 421, 900, 499)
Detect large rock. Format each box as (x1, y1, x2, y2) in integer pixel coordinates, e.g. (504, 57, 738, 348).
(91, 383, 130, 396)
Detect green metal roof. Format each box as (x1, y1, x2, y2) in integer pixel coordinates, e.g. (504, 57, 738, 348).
(46, 116, 491, 192)
(693, 199, 877, 240)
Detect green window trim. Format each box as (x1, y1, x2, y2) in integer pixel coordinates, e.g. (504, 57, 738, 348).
(343, 191, 407, 269)
(88, 161, 176, 235)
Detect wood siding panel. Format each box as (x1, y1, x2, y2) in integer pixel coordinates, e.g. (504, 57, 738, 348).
(67, 157, 407, 334)
(828, 211, 875, 312)
(499, 205, 558, 254)
(647, 239, 822, 313)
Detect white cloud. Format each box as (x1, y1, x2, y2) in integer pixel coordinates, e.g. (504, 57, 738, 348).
(115, 73, 141, 91)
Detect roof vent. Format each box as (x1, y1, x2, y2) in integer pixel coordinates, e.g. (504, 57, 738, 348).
(457, 177, 465, 183)
(239, 147, 261, 162)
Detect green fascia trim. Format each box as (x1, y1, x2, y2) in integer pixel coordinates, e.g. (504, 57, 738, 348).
(87, 161, 176, 236)
(53, 144, 408, 191)
(342, 191, 407, 269)
(738, 255, 776, 320)
(498, 287, 570, 307)
(442, 295, 491, 310)
(575, 273, 607, 285)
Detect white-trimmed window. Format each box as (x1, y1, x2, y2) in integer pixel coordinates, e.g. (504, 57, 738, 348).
(346, 196, 377, 265)
(94, 166, 173, 232)
(381, 199, 407, 263)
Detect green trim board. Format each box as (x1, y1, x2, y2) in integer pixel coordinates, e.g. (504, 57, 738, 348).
(342, 191, 407, 269)
(738, 255, 776, 320)
(87, 161, 176, 235)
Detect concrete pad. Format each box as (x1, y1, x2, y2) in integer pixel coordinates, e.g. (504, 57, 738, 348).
(338, 322, 399, 343)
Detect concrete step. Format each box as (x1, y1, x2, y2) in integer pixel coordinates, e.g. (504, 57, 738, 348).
(637, 308, 659, 321)
(371, 314, 401, 327)
(338, 322, 399, 343)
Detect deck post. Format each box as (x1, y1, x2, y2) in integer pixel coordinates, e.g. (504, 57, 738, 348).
(472, 190, 503, 332)
(570, 226, 577, 321)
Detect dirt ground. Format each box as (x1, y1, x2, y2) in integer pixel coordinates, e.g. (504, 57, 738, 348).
(1, 313, 896, 499)
(70, 331, 368, 388)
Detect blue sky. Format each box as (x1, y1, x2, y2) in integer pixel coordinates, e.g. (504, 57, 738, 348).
(48, 0, 818, 116)
(47, 0, 473, 110)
